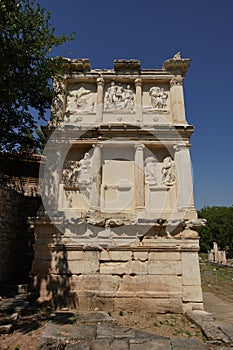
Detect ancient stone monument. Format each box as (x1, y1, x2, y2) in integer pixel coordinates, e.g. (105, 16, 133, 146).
(31, 54, 205, 313)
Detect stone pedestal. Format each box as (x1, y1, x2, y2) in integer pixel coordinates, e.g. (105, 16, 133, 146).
(31, 226, 203, 312)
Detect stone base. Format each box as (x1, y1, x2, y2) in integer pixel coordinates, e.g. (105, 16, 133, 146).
(31, 227, 203, 313)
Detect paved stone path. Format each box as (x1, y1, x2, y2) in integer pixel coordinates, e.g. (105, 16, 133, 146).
(1, 291, 233, 349)
(203, 292, 233, 325)
(38, 311, 206, 350)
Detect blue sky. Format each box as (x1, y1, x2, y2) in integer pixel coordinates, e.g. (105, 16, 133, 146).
(38, 0, 233, 210)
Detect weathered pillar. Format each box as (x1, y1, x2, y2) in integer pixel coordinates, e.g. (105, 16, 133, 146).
(170, 75, 186, 124)
(134, 78, 143, 122)
(42, 143, 65, 216)
(222, 251, 227, 265)
(213, 241, 219, 263)
(134, 143, 145, 209)
(174, 143, 195, 211)
(90, 144, 102, 209)
(96, 77, 104, 122)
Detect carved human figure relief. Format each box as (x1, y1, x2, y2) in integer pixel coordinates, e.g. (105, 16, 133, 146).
(144, 157, 158, 185)
(62, 161, 80, 187)
(77, 152, 92, 190)
(149, 86, 168, 110)
(67, 86, 95, 113)
(161, 156, 175, 186)
(104, 81, 134, 111)
(63, 153, 94, 199)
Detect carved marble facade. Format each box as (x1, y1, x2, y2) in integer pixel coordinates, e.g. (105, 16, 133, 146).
(31, 55, 204, 313)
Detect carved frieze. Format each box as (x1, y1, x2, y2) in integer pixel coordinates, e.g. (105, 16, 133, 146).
(104, 81, 135, 112)
(143, 86, 169, 113)
(67, 86, 96, 114)
(149, 87, 168, 110)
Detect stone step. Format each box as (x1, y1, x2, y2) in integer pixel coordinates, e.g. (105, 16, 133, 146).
(0, 293, 30, 314)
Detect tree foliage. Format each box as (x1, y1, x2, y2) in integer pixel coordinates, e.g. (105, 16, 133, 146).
(198, 206, 233, 252)
(0, 0, 73, 152)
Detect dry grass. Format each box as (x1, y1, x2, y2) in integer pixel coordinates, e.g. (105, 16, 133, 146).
(200, 254, 233, 302)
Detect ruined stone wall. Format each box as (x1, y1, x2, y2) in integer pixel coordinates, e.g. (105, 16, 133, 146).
(0, 153, 42, 287)
(0, 185, 41, 285)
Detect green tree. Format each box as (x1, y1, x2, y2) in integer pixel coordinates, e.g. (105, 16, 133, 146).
(198, 206, 233, 252)
(0, 0, 74, 152)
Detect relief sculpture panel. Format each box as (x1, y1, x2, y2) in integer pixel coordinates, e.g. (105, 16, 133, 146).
(149, 87, 168, 110)
(142, 85, 170, 117)
(66, 84, 96, 114)
(145, 156, 175, 187)
(63, 152, 94, 201)
(104, 81, 135, 112)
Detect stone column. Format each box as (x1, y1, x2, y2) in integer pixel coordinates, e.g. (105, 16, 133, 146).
(213, 242, 219, 263)
(90, 144, 102, 209)
(42, 144, 64, 215)
(96, 77, 104, 122)
(134, 78, 143, 122)
(173, 143, 195, 211)
(222, 251, 227, 265)
(134, 143, 145, 209)
(170, 75, 186, 124)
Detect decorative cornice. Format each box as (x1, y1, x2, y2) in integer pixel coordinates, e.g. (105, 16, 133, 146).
(62, 58, 90, 72)
(162, 57, 191, 77)
(114, 59, 141, 72)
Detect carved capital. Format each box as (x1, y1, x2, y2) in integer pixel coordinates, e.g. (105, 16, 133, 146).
(134, 143, 145, 151)
(170, 75, 184, 87)
(173, 143, 187, 152)
(134, 78, 143, 87)
(92, 143, 103, 149)
(97, 77, 104, 86)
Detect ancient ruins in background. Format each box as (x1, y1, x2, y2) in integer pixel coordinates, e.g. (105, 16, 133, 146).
(31, 54, 205, 312)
